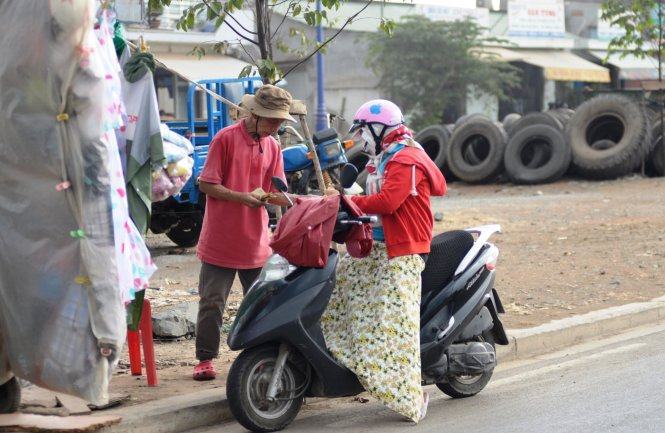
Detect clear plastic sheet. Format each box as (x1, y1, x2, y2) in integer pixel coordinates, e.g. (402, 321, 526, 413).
(0, 0, 151, 404)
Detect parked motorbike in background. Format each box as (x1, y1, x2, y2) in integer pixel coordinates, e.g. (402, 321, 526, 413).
(280, 126, 355, 195)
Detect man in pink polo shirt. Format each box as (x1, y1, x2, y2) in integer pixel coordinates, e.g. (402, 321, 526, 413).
(193, 85, 295, 380)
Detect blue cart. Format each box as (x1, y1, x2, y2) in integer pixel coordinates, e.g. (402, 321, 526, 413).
(150, 77, 263, 247)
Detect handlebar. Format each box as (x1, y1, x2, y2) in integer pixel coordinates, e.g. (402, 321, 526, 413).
(339, 216, 377, 225)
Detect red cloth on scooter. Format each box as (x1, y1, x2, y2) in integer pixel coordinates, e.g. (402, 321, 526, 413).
(270, 195, 340, 268)
(335, 194, 373, 259)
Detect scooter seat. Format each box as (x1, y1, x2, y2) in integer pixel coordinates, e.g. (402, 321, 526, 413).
(421, 230, 474, 294)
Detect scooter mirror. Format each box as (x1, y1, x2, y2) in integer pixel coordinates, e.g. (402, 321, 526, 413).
(272, 176, 289, 193)
(340, 163, 359, 189)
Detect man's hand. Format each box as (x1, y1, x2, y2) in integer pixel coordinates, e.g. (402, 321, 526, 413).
(239, 192, 265, 208)
(325, 187, 340, 196)
(200, 181, 266, 208)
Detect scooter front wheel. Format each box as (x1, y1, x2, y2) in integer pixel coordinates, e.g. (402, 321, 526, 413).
(227, 345, 304, 432)
(0, 376, 21, 413)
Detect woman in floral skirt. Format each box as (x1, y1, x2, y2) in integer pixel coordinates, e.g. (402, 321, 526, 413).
(322, 99, 447, 423)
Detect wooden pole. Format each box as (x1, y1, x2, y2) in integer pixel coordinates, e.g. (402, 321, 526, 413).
(298, 114, 327, 193)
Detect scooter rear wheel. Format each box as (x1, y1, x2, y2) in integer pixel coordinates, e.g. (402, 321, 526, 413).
(436, 333, 495, 399)
(227, 345, 304, 432)
(0, 377, 21, 413)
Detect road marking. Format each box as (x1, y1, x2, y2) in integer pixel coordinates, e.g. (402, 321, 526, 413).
(496, 321, 665, 373)
(489, 343, 645, 388)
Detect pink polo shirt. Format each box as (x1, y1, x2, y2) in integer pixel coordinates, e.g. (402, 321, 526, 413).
(197, 121, 285, 269)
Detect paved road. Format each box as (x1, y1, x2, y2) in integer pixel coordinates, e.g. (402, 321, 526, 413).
(190, 323, 665, 433)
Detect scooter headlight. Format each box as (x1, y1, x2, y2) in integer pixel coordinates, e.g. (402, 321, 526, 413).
(258, 254, 296, 282)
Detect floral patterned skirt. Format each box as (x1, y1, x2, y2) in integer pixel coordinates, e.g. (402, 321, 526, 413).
(321, 242, 425, 422)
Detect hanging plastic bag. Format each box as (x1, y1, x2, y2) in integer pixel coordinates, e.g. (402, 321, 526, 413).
(166, 156, 194, 178)
(160, 123, 194, 155)
(152, 169, 175, 202)
(163, 140, 189, 164)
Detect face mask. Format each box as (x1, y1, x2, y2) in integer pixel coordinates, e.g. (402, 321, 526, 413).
(361, 125, 382, 156)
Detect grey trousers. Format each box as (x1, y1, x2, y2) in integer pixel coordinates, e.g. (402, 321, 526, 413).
(195, 262, 261, 361)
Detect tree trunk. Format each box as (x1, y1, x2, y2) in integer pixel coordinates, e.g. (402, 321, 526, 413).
(254, 0, 271, 83)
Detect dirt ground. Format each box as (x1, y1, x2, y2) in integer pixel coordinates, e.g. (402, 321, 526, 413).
(108, 175, 665, 406)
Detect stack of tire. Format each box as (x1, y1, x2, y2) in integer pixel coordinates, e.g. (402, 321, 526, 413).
(501, 109, 573, 184)
(345, 94, 663, 186)
(566, 94, 654, 180)
(443, 115, 508, 183)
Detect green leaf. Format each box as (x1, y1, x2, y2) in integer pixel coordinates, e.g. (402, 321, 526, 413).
(213, 41, 229, 53)
(304, 11, 316, 26)
(276, 40, 290, 53)
(379, 18, 396, 37)
(215, 12, 227, 28)
(187, 10, 195, 29)
(239, 65, 253, 78)
(293, 4, 302, 16)
(188, 46, 206, 59)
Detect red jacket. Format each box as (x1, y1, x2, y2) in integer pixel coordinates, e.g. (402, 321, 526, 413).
(351, 146, 447, 259)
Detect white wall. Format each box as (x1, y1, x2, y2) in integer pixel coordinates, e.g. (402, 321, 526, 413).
(543, 79, 556, 111)
(466, 86, 499, 121)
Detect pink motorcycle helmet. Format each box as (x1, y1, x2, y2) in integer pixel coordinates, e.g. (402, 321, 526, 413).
(348, 99, 404, 154)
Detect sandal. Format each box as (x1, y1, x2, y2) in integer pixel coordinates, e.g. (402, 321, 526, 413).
(401, 392, 430, 424)
(193, 360, 216, 381)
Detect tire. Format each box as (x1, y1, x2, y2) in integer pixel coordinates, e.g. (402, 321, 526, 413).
(567, 94, 652, 179)
(291, 168, 334, 195)
(165, 211, 202, 248)
(501, 113, 522, 134)
(0, 377, 21, 414)
(590, 140, 616, 151)
(454, 113, 488, 132)
(507, 112, 563, 137)
(504, 124, 571, 185)
(463, 142, 483, 165)
(227, 345, 304, 432)
(550, 108, 575, 127)
(647, 120, 665, 177)
(447, 118, 507, 183)
(414, 125, 450, 169)
(436, 333, 495, 399)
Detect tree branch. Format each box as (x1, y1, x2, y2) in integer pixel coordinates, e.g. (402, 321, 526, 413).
(200, 0, 260, 44)
(275, 0, 375, 83)
(239, 40, 258, 64)
(227, 9, 259, 35)
(269, 0, 292, 7)
(271, 2, 294, 38)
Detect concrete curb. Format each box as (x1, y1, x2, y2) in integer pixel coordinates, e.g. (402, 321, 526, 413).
(103, 296, 665, 433)
(496, 295, 665, 362)
(98, 388, 231, 433)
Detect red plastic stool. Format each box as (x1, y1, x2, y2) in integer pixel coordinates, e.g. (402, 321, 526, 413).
(127, 298, 158, 386)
